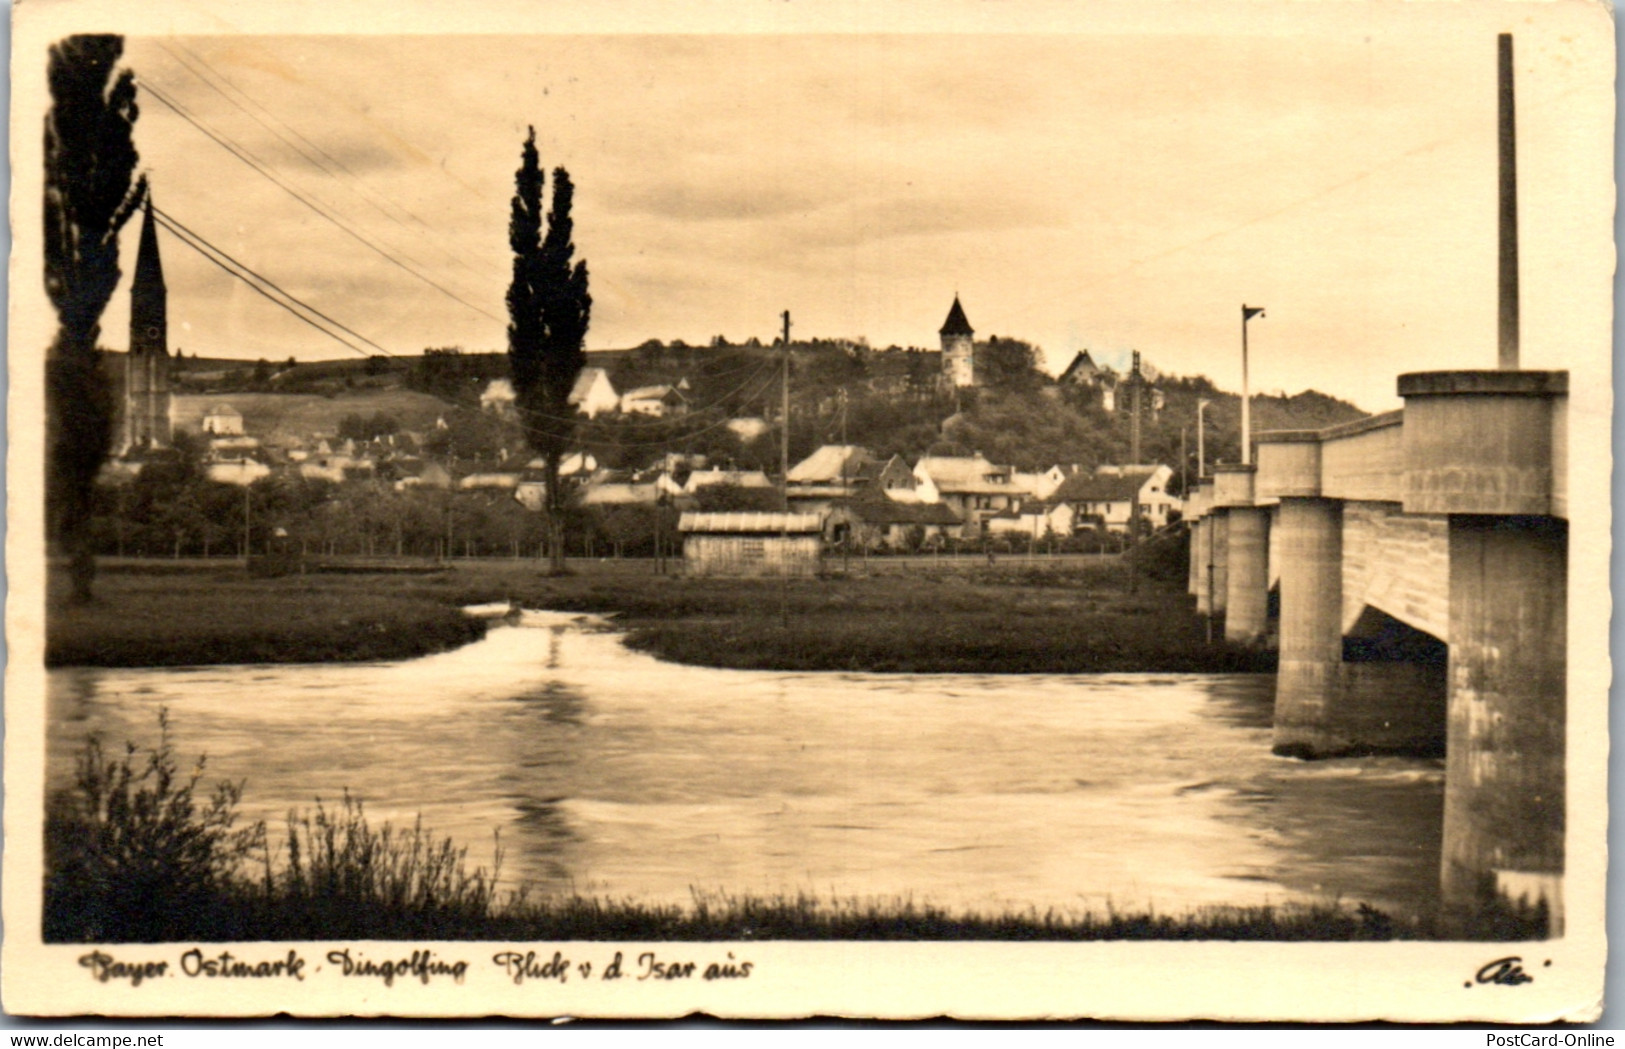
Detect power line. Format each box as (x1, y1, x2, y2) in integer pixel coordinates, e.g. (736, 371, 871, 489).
(140, 78, 505, 325)
(152, 211, 385, 358)
(155, 214, 368, 357)
(157, 42, 502, 288)
(154, 205, 395, 357)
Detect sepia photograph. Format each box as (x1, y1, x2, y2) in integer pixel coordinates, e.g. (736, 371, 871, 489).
(4, 0, 1612, 1023)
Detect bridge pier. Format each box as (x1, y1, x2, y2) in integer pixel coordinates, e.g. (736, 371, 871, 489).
(1224, 505, 1270, 644)
(1441, 514, 1566, 922)
(1401, 371, 1568, 925)
(1272, 496, 1345, 755)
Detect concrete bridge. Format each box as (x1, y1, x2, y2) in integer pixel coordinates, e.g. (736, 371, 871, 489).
(1184, 369, 1567, 927)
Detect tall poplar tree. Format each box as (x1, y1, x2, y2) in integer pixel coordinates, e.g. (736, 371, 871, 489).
(44, 34, 145, 603)
(507, 126, 590, 571)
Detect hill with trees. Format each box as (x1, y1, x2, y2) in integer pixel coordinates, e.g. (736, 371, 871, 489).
(164, 335, 1367, 491)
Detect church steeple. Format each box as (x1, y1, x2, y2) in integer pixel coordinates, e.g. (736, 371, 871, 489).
(123, 193, 172, 451)
(130, 195, 166, 357)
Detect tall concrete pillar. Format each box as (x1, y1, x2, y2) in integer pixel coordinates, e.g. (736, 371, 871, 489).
(1398, 369, 1568, 926)
(1208, 511, 1228, 615)
(1441, 514, 1566, 923)
(1271, 498, 1343, 755)
(1224, 506, 1270, 644)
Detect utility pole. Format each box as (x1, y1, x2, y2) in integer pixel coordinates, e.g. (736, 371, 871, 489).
(1498, 32, 1520, 370)
(781, 310, 791, 491)
(1240, 306, 1264, 465)
(840, 386, 850, 573)
(1129, 351, 1144, 465)
(780, 310, 791, 629)
(1196, 398, 1210, 478)
(1180, 426, 1188, 497)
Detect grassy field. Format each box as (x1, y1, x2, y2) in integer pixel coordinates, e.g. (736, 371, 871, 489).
(170, 390, 451, 442)
(47, 556, 1273, 674)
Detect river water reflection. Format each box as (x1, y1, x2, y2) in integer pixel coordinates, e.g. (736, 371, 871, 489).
(48, 610, 1443, 919)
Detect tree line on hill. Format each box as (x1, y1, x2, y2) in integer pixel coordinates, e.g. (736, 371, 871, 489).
(178, 337, 1366, 497)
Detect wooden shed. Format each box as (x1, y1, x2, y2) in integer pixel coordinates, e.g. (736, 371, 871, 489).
(678, 512, 823, 577)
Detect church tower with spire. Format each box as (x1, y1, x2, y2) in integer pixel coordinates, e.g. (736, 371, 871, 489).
(124, 195, 171, 451)
(939, 295, 976, 388)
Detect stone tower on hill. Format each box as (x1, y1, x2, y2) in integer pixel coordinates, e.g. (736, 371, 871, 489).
(939, 295, 975, 388)
(123, 196, 171, 451)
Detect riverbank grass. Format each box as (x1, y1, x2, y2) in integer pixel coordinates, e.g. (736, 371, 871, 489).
(48, 557, 1273, 674)
(46, 564, 486, 667)
(45, 721, 1545, 943)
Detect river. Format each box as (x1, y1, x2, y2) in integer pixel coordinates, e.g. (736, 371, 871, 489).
(47, 609, 1444, 920)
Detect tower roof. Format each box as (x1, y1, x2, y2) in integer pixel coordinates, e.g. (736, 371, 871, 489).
(939, 296, 974, 337)
(133, 196, 165, 293)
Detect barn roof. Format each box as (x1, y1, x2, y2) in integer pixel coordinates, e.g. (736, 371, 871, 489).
(914, 455, 1021, 495)
(678, 512, 822, 534)
(787, 444, 874, 484)
(567, 367, 616, 405)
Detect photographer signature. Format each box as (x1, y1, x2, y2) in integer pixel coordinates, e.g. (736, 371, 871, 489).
(1466, 956, 1550, 988)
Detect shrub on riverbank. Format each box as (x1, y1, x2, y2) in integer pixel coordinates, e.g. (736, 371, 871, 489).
(45, 721, 1545, 943)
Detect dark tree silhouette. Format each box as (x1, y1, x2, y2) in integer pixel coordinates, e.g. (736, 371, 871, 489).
(506, 127, 590, 571)
(44, 34, 145, 603)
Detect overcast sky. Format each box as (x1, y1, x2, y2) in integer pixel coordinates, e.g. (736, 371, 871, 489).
(94, 8, 1610, 411)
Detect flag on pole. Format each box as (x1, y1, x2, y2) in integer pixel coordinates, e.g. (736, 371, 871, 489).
(1243, 305, 1265, 321)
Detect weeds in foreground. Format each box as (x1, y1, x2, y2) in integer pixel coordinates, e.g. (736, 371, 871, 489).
(44, 715, 1550, 943)
(44, 711, 263, 942)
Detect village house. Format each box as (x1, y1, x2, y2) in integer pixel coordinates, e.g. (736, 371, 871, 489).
(577, 475, 663, 508)
(620, 383, 688, 417)
(458, 457, 528, 491)
(299, 439, 376, 484)
(726, 416, 771, 443)
(1011, 464, 1072, 501)
(1049, 464, 1180, 534)
(985, 500, 1077, 540)
(1058, 350, 1104, 386)
(785, 444, 880, 519)
(871, 455, 918, 494)
(568, 367, 619, 418)
(912, 454, 1026, 536)
(480, 378, 517, 417)
(678, 511, 823, 577)
(512, 452, 600, 510)
(682, 468, 775, 495)
(836, 488, 962, 550)
(201, 403, 246, 436)
(787, 444, 876, 487)
(393, 459, 455, 491)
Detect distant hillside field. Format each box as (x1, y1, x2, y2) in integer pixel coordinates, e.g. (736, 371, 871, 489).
(171, 390, 453, 441)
